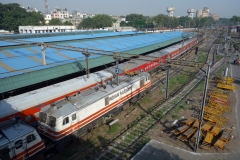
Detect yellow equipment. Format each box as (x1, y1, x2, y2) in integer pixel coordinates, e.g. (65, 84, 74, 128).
(123, 62, 139, 77)
(201, 132, 214, 150)
(182, 119, 195, 126)
(192, 119, 199, 128)
(214, 128, 232, 150)
(203, 113, 228, 125)
(210, 124, 222, 136)
(208, 100, 231, 112)
(217, 80, 233, 85)
(210, 88, 229, 95)
(217, 83, 237, 90)
(203, 106, 222, 116)
(217, 76, 234, 82)
(171, 125, 190, 135)
(178, 127, 197, 141)
(208, 92, 229, 99)
(201, 121, 214, 132)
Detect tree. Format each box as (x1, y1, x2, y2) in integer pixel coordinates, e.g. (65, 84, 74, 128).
(120, 21, 127, 27)
(0, 3, 44, 32)
(49, 18, 62, 25)
(78, 14, 114, 29)
(231, 16, 240, 25)
(63, 21, 72, 25)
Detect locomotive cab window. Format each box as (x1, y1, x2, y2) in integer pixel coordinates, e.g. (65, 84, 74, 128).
(48, 116, 56, 127)
(72, 113, 76, 120)
(26, 134, 36, 143)
(63, 117, 69, 125)
(15, 140, 23, 149)
(39, 112, 47, 123)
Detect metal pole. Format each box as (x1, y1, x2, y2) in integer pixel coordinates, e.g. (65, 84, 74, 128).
(86, 55, 90, 78)
(116, 59, 119, 86)
(41, 44, 46, 65)
(194, 64, 211, 152)
(165, 67, 169, 99)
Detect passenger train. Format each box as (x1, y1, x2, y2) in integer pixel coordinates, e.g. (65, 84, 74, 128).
(0, 36, 200, 158)
(0, 119, 45, 160)
(0, 37, 198, 127)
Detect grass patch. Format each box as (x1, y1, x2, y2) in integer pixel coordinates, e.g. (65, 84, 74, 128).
(216, 54, 223, 61)
(141, 95, 152, 104)
(196, 53, 207, 63)
(107, 123, 121, 134)
(192, 82, 205, 93)
(171, 114, 179, 119)
(169, 72, 192, 87)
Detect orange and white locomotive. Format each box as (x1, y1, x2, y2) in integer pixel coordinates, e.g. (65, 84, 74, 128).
(38, 72, 151, 150)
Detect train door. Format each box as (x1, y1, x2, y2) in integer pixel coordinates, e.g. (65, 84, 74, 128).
(11, 137, 25, 160)
(71, 113, 77, 132)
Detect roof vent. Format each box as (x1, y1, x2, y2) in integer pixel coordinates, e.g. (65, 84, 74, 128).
(29, 91, 36, 94)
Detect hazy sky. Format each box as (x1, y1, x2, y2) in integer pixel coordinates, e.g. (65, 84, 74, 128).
(1, 0, 240, 18)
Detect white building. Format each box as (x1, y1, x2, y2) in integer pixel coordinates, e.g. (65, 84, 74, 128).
(19, 26, 75, 34)
(44, 14, 52, 24)
(26, 7, 38, 12)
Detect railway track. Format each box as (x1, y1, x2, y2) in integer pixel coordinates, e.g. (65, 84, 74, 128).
(56, 38, 208, 160)
(90, 41, 222, 160)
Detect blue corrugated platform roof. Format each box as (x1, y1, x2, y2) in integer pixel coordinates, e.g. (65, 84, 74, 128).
(0, 31, 186, 79)
(0, 31, 144, 47)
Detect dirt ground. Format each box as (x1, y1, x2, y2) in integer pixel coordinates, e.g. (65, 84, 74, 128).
(147, 73, 239, 154)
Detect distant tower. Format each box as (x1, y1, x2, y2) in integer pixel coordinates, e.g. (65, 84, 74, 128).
(44, 0, 48, 15)
(167, 7, 175, 17)
(187, 8, 195, 19)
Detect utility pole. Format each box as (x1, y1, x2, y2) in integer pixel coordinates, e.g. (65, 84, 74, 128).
(165, 66, 170, 99)
(41, 43, 46, 65)
(113, 53, 122, 86)
(82, 48, 91, 78)
(194, 64, 211, 152)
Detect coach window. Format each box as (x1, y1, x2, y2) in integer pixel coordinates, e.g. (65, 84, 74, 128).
(15, 140, 23, 149)
(26, 134, 36, 143)
(63, 117, 69, 125)
(72, 113, 76, 121)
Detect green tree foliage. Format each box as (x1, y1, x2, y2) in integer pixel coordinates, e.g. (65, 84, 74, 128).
(125, 14, 146, 28)
(0, 3, 44, 32)
(63, 21, 73, 25)
(78, 14, 114, 29)
(231, 15, 240, 25)
(48, 18, 62, 25)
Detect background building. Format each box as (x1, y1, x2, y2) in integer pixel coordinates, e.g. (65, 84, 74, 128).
(196, 9, 202, 17)
(196, 7, 219, 21)
(51, 8, 69, 19)
(202, 7, 210, 17)
(211, 14, 219, 21)
(19, 26, 75, 34)
(44, 14, 52, 24)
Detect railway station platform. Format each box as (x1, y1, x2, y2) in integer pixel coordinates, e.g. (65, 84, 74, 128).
(0, 31, 193, 94)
